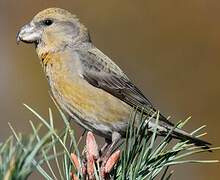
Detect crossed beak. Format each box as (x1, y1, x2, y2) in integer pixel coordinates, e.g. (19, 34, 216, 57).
(16, 23, 41, 45)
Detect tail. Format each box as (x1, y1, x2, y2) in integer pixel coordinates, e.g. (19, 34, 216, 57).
(171, 128, 211, 150)
(147, 116, 211, 150)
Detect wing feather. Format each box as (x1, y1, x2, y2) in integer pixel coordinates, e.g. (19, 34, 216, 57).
(77, 48, 174, 126)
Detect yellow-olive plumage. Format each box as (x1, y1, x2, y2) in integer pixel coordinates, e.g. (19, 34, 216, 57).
(17, 8, 210, 147)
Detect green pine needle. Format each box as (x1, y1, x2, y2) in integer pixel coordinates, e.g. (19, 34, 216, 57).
(0, 104, 219, 180)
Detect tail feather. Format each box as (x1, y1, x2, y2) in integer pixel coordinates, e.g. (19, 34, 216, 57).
(148, 119, 211, 150)
(171, 128, 211, 149)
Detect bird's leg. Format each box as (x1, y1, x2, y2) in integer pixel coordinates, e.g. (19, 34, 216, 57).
(99, 132, 122, 178)
(100, 138, 112, 156)
(108, 131, 122, 155)
(100, 132, 122, 163)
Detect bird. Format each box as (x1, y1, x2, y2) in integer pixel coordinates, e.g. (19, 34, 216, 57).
(17, 8, 210, 154)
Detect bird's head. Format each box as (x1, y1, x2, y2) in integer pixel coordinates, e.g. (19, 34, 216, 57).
(17, 8, 90, 53)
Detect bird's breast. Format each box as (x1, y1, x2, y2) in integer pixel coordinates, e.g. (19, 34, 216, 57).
(43, 51, 131, 131)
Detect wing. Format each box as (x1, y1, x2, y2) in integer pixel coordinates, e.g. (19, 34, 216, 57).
(77, 47, 174, 126)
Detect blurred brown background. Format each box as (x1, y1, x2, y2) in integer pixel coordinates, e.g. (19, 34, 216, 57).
(0, 0, 219, 179)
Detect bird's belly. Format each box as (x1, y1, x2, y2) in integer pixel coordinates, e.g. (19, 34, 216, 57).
(49, 75, 131, 135)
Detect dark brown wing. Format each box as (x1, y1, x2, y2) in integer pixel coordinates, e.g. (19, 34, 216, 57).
(77, 48, 174, 126)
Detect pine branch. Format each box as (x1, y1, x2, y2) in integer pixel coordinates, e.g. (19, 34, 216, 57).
(0, 104, 219, 180)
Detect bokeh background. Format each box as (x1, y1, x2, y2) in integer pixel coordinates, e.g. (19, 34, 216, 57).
(0, 0, 220, 179)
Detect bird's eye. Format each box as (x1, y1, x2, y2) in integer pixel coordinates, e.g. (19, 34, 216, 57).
(42, 19, 53, 26)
